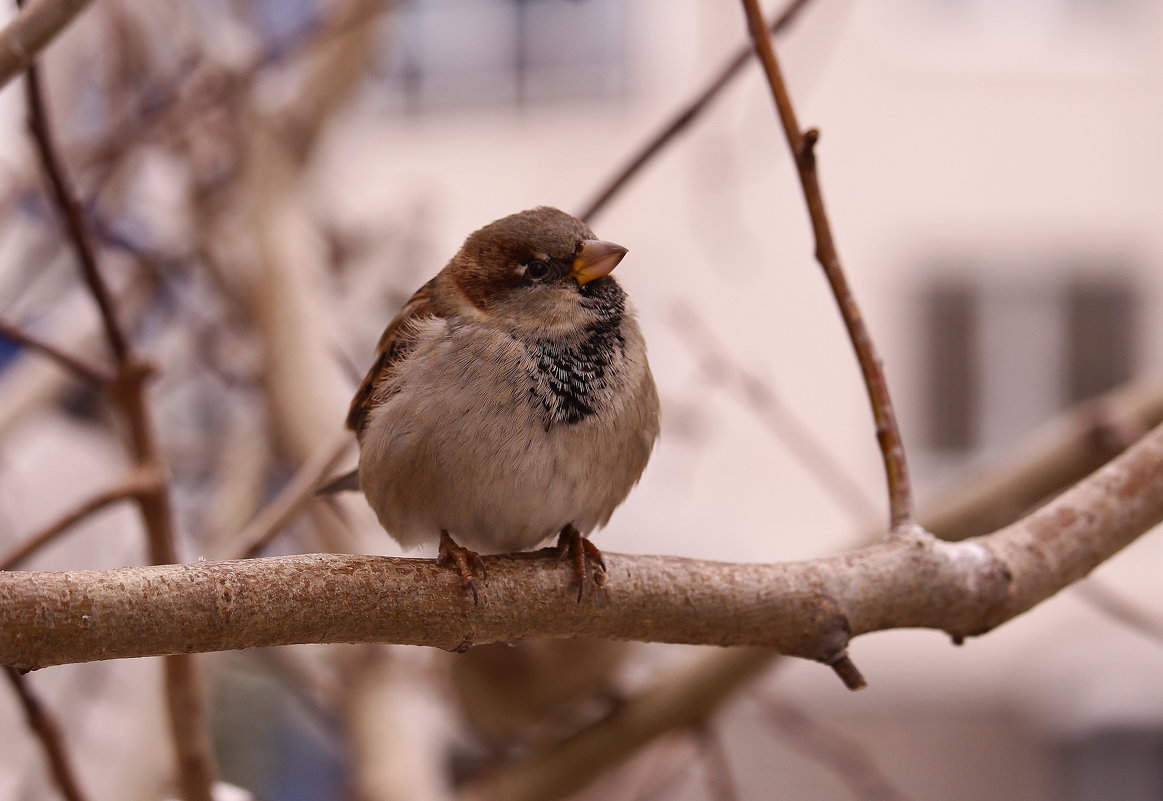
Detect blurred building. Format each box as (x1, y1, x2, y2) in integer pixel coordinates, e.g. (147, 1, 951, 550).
(1, 1, 1162, 799)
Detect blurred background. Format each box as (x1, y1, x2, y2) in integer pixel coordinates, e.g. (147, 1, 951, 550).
(1, 0, 1162, 799)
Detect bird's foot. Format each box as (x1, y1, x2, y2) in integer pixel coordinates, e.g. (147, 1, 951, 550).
(438, 531, 486, 605)
(556, 524, 607, 602)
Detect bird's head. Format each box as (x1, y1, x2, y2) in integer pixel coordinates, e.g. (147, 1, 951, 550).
(444, 207, 629, 339)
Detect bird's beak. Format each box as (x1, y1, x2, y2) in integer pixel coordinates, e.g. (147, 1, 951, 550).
(570, 240, 628, 285)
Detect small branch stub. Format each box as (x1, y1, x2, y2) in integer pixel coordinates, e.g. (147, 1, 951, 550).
(828, 653, 867, 691)
(797, 127, 819, 164)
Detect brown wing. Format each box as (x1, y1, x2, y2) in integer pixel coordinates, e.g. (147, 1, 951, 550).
(346, 277, 440, 437)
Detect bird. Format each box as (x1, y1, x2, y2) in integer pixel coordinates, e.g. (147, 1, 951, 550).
(334, 206, 659, 602)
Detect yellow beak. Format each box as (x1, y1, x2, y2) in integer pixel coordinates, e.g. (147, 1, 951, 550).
(569, 239, 629, 285)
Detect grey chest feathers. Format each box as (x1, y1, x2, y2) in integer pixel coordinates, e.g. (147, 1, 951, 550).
(526, 317, 627, 428)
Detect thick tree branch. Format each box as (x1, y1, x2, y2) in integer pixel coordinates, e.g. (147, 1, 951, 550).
(3, 418, 1162, 673)
(0, 0, 94, 90)
(740, 0, 914, 529)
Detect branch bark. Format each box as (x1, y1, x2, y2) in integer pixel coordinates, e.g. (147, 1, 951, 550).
(0, 0, 94, 91)
(3, 417, 1162, 673)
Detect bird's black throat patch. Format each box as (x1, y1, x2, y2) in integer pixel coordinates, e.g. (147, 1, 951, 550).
(528, 280, 626, 427)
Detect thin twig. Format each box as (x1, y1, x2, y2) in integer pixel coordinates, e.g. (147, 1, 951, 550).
(578, 0, 817, 223)
(20, 37, 129, 364)
(739, 0, 915, 530)
(232, 433, 353, 559)
(462, 649, 778, 801)
(697, 727, 740, 801)
(622, 737, 701, 801)
(1074, 579, 1163, 651)
(0, 470, 156, 570)
(4, 668, 92, 801)
(668, 302, 881, 529)
(82, 0, 390, 186)
(20, 29, 218, 801)
(755, 693, 912, 801)
(0, 0, 95, 90)
(0, 317, 110, 386)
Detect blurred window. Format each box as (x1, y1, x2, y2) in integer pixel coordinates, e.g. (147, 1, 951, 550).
(917, 271, 1139, 458)
(372, 0, 627, 112)
(1060, 729, 1163, 801)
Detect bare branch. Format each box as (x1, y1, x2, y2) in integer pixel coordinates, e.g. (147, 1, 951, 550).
(279, 0, 391, 165)
(20, 21, 217, 801)
(698, 727, 740, 801)
(668, 302, 881, 529)
(0, 0, 94, 90)
(0, 317, 109, 386)
(232, 433, 353, 559)
(0, 469, 158, 571)
(4, 668, 92, 801)
(3, 418, 1162, 675)
(739, 0, 914, 529)
(462, 649, 776, 801)
(922, 376, 1163, 541)
(21, 38, 129, 364)
(578, 0, 816, 223)
(1074, 579, 1163, 651)
(756, 694, 912, 801)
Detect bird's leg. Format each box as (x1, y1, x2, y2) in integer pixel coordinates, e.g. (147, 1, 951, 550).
(556, 524, 607, 602)
(438, 531, 487, 605)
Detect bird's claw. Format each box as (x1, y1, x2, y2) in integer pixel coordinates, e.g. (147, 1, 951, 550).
(438, 531, 486, 605)
(556, 525, 606, 602)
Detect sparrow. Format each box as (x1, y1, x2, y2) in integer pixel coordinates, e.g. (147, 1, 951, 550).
(337, 206, 660, 601)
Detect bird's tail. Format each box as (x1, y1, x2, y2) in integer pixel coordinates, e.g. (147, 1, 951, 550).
(316, 469, 359, 494)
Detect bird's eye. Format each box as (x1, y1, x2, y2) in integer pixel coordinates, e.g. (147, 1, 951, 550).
(525, 260, 550, 281)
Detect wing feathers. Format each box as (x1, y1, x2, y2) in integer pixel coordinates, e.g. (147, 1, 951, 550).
(345, 278, 440, 436)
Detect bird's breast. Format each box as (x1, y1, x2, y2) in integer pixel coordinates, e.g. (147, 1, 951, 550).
(358, 317, 656, 553)
(525, 313, 628, 428)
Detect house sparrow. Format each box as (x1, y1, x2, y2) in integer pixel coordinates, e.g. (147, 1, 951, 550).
(340, 207, 659, 601)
